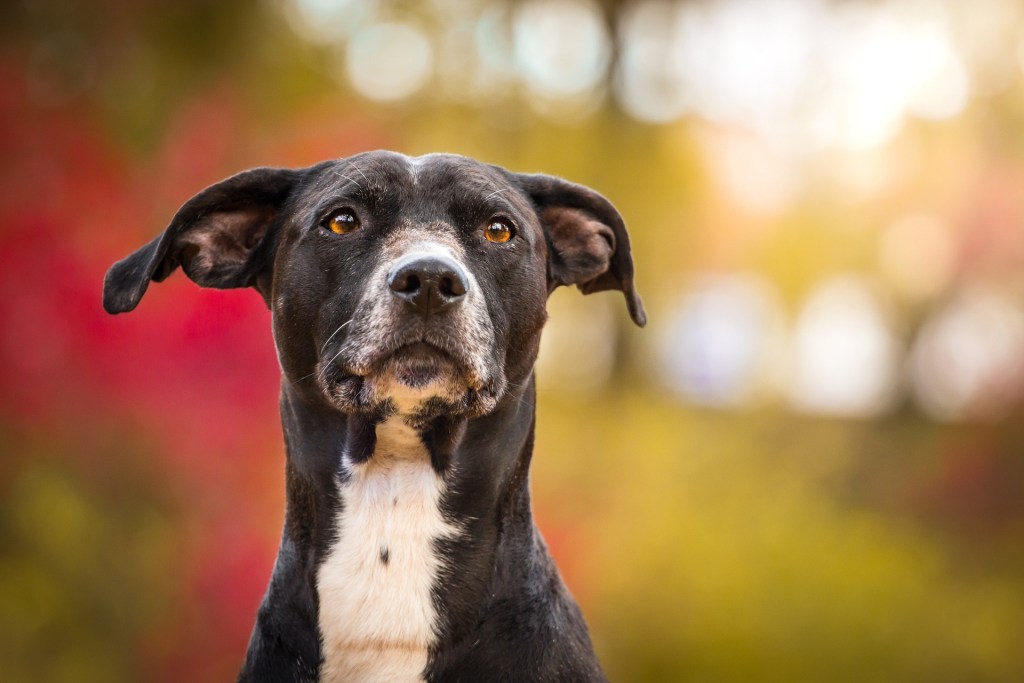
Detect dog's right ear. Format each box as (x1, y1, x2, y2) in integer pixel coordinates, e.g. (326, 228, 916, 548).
(103, 167, 301, 314)
(511, 172, 647, 327)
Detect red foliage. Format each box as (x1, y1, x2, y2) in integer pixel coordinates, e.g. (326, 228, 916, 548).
(0, 66, 388, 677)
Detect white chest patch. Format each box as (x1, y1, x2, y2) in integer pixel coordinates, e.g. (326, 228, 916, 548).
(317, 410, 460, 683)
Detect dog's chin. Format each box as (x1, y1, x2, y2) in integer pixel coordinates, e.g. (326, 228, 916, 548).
(325, 343, 499, 419)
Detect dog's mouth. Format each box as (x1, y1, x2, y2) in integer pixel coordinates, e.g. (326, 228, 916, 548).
(384, 342, 465, 388)
(324, 341, 499, 418)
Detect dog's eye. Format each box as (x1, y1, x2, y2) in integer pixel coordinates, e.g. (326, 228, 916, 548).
(323, 209, 360, 235)
(484, 219, 514, 244)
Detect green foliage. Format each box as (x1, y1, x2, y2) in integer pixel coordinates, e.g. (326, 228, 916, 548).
(0, 435, 176, 683)
(532, 393, 1024, 682)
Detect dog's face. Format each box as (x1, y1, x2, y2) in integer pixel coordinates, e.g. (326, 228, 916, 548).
(273, 153, 551, 420)
(103, 151, 645, 418)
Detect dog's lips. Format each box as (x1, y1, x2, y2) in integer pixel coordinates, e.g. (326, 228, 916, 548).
(342, 341, 477, 389)
(330, 374, 365, 406)
(325, 341, 487, 408)
(384, 342, 464, 387)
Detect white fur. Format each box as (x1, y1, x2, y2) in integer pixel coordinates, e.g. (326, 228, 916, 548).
(336, 231, 496, 387)
(317, 389, 460, 682)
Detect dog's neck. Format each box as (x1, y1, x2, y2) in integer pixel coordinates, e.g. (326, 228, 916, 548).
(278, 372, 536, 501)
(276, 374, 539, 652)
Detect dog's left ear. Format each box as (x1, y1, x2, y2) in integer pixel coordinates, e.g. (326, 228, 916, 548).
(513, 173, 646, 327)
(103, 167, 300, 314)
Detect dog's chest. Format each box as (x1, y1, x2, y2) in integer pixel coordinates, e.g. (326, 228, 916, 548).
(316, 417, 459, 682)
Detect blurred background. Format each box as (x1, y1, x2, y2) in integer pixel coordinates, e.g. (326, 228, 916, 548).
(3, 0, 1024, 680)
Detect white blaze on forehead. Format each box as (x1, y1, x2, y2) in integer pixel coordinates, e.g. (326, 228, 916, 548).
(387, 239, 465, 282)
(317, 417, 460, 682)
(386, 226, 465, 260)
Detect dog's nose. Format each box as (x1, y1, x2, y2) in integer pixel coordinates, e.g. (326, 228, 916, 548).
(387, 255, 468, 316)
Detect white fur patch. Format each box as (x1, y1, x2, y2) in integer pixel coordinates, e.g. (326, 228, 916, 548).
(317, 401, 460, 682)
(335, 232, 497, 389)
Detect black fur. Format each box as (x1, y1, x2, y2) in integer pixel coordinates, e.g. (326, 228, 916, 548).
(103, 151, 645, 682)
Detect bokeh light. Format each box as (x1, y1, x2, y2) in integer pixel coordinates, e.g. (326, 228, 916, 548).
(656, 273, 785, 407)
(910, 286, 1024, 422)
(787, 276, 901, 418)
(513, 0, 609, 102)
(345, 21, 434, 102)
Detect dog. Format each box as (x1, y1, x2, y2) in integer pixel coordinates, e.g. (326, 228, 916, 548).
(103, 151, 645, 682)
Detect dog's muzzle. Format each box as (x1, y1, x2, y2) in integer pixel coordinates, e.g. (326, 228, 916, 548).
(317, 247, 503, 419)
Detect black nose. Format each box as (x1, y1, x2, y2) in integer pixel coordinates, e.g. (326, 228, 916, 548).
(387, 255, 469, 316)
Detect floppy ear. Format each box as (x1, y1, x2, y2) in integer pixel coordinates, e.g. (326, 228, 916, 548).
(102, 167, 300, 314)
(514, 173, 646, 327)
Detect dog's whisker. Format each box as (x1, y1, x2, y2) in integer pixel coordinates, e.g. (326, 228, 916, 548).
(484, 188, 510, 201)
(318, 345, 350, 384)
(289, 370, 318, 386)
(320, 319, 353, 356)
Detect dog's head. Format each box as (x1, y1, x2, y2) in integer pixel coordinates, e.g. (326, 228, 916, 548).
(104, 151, 645, 420)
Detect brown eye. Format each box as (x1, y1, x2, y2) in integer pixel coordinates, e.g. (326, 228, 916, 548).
(484, 219, 514, 244)
(323, 208, 360, 235)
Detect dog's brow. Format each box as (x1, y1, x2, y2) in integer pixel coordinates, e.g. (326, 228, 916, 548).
(483, 188, 510, 201)
(333, 171, 362, 188)
(324, 171, 388, 207)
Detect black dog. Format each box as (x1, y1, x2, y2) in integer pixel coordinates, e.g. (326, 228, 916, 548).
(103, 151, 645, 682)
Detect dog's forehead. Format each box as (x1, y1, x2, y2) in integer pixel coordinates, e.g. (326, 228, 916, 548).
(406, 153, 508, 190)
(303, 151, 524, 208)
